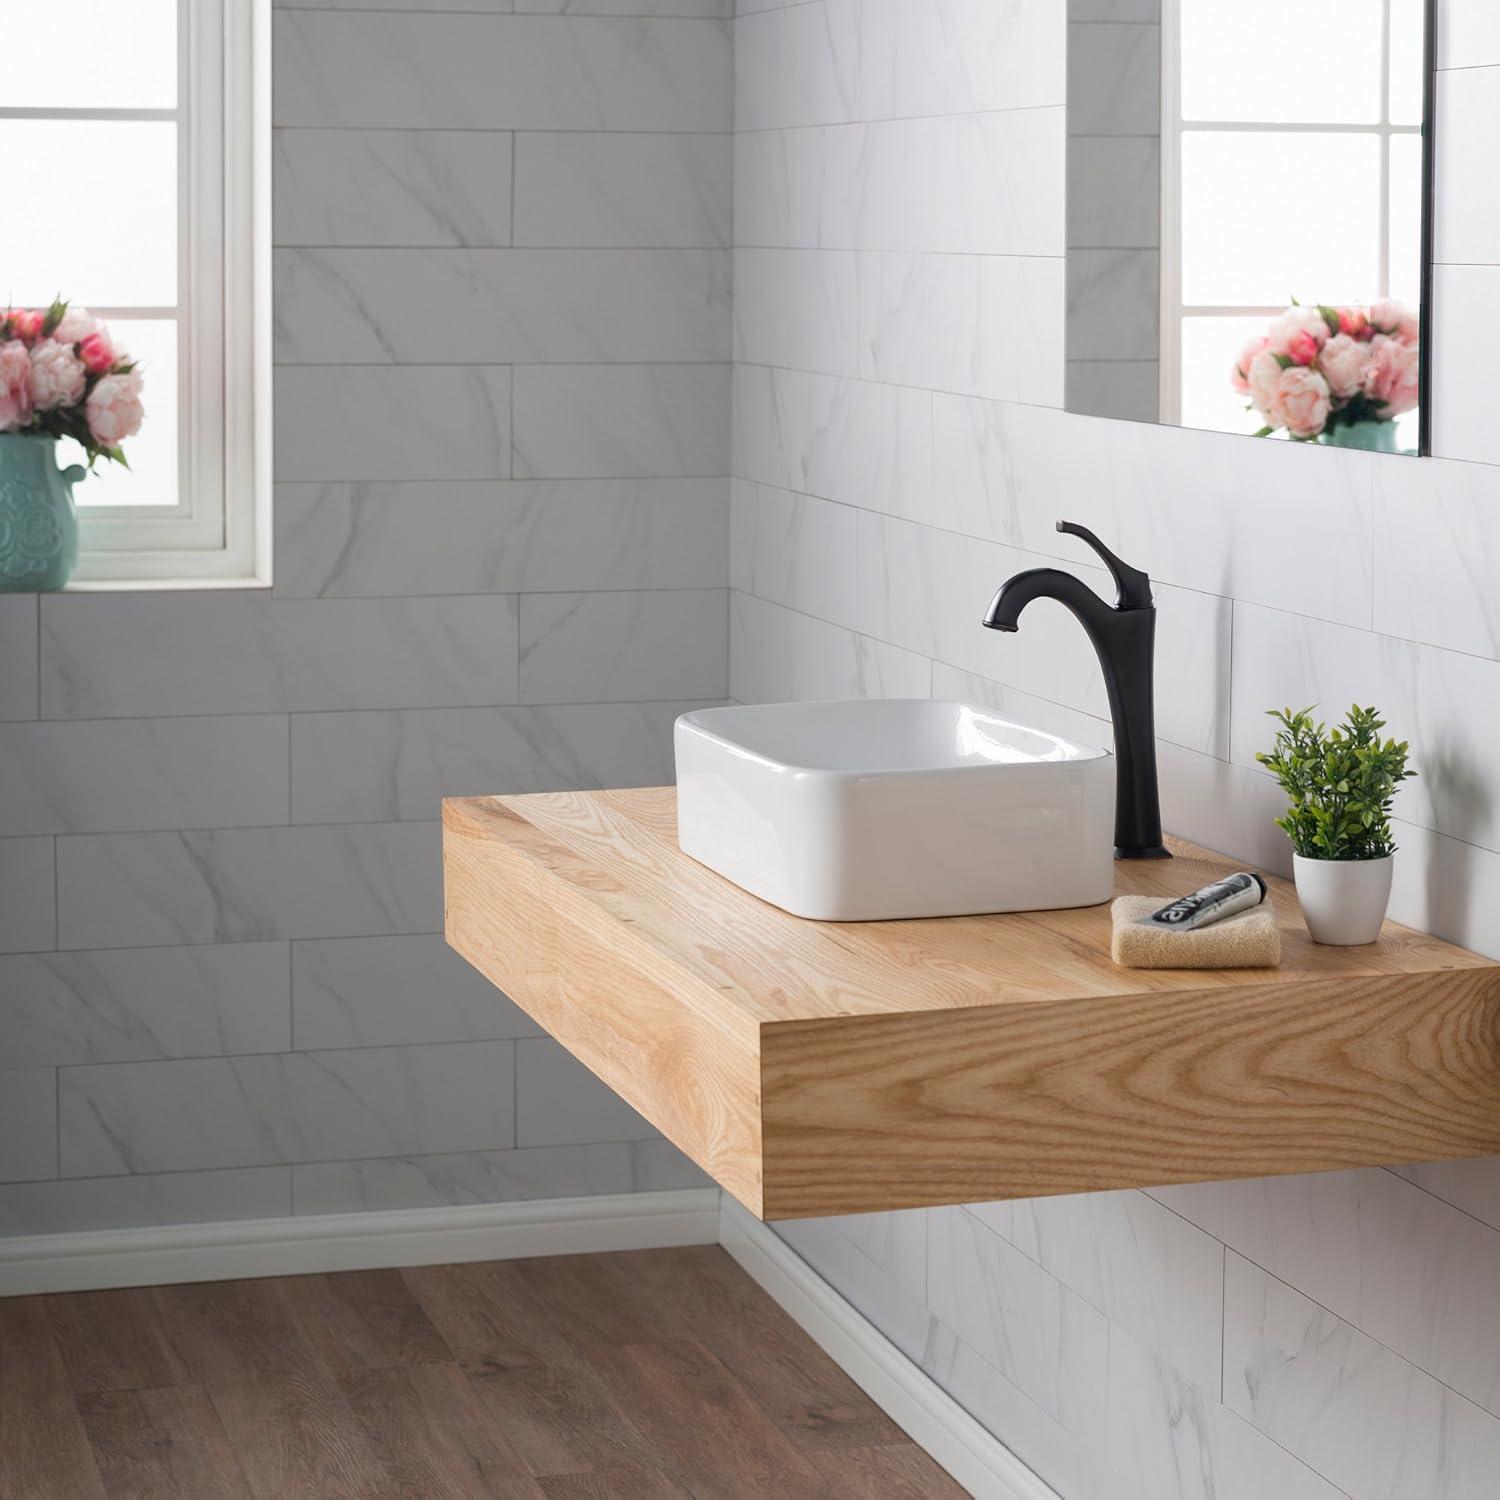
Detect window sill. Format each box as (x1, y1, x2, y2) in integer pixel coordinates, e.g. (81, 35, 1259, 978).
(58, 573, 271, 593)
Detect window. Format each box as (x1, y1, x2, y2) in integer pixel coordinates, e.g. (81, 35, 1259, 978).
(4, 0, 270, 585)
(1161, 0, 1424, 445)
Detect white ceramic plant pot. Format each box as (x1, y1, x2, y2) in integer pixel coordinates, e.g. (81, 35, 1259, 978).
(1293, 853, 1394, 945)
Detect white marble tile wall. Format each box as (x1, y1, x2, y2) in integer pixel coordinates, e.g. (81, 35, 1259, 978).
(0, 0, 722, 1238)
(733, 1, 1500, 1494)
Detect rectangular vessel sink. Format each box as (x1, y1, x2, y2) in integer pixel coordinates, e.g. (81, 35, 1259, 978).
(674, 699, 1114, 921)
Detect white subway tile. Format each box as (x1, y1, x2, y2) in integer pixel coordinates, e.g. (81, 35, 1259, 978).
(291, 702, 697, 824)
(512, 364, 730, 478)
(0, 596, 37, 721)
(0, 837, 54, 954)
(1373, 453, 1500, 657)
(1230, 601, 1500, 855)
(275, 12, 731, 131)
(1225, 1252, 1500, 1500)
(1435, 67, 1500, 266)
(729, 591, 931, 702)
(0, 1069, 56, 1183)
(921, 1323, 1116, 1500)
(0, 944, 290, 1067)
(274, 248, 729, 364)
(273, 129, 513, 247)
(1389, 1157, 1500, 1233)
(40, 594, 518, 718)
(734, 1, 861, 131)
(0, 716, 289, 836)
(0, 1167, 290, 1238)
(730, 479, 859, 626)
(274, 479, 728, 598)
(1066, 250, 1161, 361)
(855, 514, 1229, 757)
(925, 397, 1375, 630)
(1009, 1189, 1224, 1395)
(731, 367, 935, 521)
(59, 1042, 517, 1176)
(1439, 0, 1500, 68)
(733, 247, 859, 376)
(859, 0, 1066, 119)
(858, 252, 1065, 404)
(1152, 1164, 1500, 1420)
(1067, 20, 1159, 133)
(1106, 1320, 1346, 1500)
(514, 133, 731, 248)
(275, 365, 512, 482)
(1430, 266, 1500, 466)
(927, 1204, 1108, 1432)
(291, 1140, 708, 1215)
(518, 589, 727, 702)
(293, 935, 539, 1049)
(774, 1213, 936, 1364)
(515, 1037, 658, 1147)
(57, 822, 440, 949)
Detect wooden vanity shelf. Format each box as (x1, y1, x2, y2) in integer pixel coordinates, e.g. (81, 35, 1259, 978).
(443, 788, 1500, 1221)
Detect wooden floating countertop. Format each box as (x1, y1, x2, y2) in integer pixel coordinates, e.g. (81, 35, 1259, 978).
(443, 787, 1500, 1221)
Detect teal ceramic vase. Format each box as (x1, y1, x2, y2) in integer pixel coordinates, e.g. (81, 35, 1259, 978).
(0, 434, 85, 592)
(1320, 419, 1399, 454)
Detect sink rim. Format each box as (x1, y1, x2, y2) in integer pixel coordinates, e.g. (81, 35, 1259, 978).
(676, 698, 1113, 781)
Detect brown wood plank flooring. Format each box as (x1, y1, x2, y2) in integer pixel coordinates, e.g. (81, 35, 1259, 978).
(0, 1246, 968, 1498)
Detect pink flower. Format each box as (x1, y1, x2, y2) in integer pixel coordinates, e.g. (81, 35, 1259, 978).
(52, 305, 98, 347)
(1267, 306, 1330, 366)
(1247, 349, 1284, 418)
(1231, 336, 1269, 396)
(1368, 300, 1419, 345)
(6, 308, 43, 345)
(1364, 335, 1420, 416)
(1337, 306, 1368, 339)
(1270, 366, 1332, 438)
(28, 339, 87, 411)
(1318, 333, 1373, 400)
(85, 368, 145, 447)
(0, 340, 32, 430)
(77, 332, 117, 376)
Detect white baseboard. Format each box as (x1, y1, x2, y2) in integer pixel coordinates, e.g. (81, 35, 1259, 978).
(719, 1198, 1061, 1500)
(0, 1187, 720, 1298)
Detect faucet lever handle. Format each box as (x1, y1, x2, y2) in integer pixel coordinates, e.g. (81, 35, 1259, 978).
(1056, 520, 1152, 610)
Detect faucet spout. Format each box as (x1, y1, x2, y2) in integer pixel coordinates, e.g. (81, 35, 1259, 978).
(981, 524, 1171, 861)
(983, 567, 1114, 635)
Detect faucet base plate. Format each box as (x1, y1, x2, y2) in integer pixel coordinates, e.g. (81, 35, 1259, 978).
(1116, 844, 1174, 861)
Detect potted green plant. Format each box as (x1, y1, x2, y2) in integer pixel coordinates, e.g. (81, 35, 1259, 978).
(1257, 704, 1415, 945)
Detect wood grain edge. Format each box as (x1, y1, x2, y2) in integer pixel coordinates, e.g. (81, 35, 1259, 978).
(755, 966, 1500, 1219)
(443, 798, 767, 1217)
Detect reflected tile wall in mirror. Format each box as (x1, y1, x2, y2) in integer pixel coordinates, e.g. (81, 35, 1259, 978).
(1066, 0, 1431, 455)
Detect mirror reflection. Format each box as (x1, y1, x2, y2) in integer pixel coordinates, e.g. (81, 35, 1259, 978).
(1066, 0, 1429, 454)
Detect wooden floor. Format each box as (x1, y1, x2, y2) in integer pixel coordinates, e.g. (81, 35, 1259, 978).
(0, 1246, 966, 1498)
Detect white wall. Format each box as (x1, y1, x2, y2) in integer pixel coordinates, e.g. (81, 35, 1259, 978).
(0, 0, 731, 1237)
(733, 1, 1500, 1495)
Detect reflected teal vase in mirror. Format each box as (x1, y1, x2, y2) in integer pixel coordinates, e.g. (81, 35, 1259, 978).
(0, 434, 85, 592)
(1320, 420, 1399, 454)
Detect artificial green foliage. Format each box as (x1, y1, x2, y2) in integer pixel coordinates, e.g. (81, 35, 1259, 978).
(1256, 704, 1415, 861)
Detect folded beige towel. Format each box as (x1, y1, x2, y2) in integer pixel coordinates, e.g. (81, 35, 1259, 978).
(1110, 894, 1281, 969)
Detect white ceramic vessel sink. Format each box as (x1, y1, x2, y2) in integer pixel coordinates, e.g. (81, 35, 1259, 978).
(674, 699, 1115, 921)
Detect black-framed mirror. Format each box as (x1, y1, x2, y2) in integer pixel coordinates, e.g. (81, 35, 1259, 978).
(1065, 0, 1434, 456)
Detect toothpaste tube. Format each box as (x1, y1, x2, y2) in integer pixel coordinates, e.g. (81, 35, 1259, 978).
(1142, 872, 1268, 931)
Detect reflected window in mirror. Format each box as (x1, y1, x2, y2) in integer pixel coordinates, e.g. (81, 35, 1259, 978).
(1066, 0, 1432, 456)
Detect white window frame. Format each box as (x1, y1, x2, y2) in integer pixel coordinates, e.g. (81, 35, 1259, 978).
(3, 0, 272, 587)
(1159, 0, 1421, 427)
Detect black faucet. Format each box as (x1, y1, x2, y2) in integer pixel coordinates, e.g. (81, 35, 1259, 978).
(983, 520, 1171, 861)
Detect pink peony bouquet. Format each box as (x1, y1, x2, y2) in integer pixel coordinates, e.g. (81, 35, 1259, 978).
(1232, 300, 1419, 442)
(0, 299, 145, 466)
